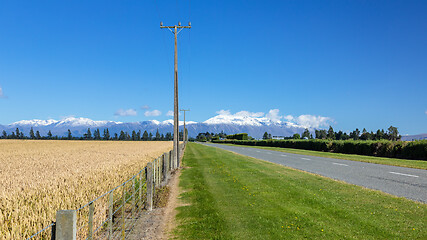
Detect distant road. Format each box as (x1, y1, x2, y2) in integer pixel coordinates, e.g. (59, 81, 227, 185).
(202, 143, 427, 203)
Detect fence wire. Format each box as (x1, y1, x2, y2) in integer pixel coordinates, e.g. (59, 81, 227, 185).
(26, 143, 186, 240)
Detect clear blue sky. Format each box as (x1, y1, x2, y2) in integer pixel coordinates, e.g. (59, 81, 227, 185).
(0, 0, 426, 134)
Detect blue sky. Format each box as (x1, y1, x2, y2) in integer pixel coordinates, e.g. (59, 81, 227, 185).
(0, 0, 426, 134)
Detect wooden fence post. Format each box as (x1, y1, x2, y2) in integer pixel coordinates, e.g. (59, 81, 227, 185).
(121, 185, 125, 239)
(55, 210, 76, 240)
(132, 178, 136, 218)
(139, 171, 143, 208)
(146, 162, 153, 211)
(163, 153, 168, 184)
(88, 202, 94, 240)
(108, 192, 113, 240)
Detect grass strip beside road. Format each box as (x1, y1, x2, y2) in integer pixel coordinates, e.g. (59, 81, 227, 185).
(174, 143, 426, 239)
(219, 143, 427, 170)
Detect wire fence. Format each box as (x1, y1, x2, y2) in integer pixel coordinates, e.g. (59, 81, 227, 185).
(26, 143, 186, 240)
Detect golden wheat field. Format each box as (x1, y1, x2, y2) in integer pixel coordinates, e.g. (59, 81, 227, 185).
(0, 140, 173, 239)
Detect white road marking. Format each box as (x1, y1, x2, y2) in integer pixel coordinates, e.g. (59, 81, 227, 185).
(389, 172, 419, 178)
(266, 152, 272, 155)
(332, 162, 349, 166)
(281, 154, 287, 157)
(301, 158, 311, 161)
(256, 150, 261, 153)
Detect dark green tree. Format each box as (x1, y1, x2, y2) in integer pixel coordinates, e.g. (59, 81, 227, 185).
(360, 128, 371, 140)
(113, 133, 118, 140)
(47, 130, 53, 139)
(327, 126, 335, 139)
(16, 128, 21, 139)
(93, 129, 101, 140)
(132, 130, 137, 141)
(335, 130, 343, 140)
(315, 129, 327, 139)
(262, 132, 270, 140)
(103, 128, 110, 140)
(2, 130, 7, 139)
(165, 132, 172, 141)
(148, 132, 153, 141)
(67, 129, 72, 140)
(142, 130, 149, 141)
(161, 133, 165, 141)
(196, 133, 207, 142)
(137, 130, 141, 141)
(351, 128, 360, 140)
(293, 133, 301, 139)
(301, 128, 311, 139)
(155, 129, 161, 141)
(36, 131, 41, 139)
(341, 132, 350, 140)
(10, 132, 16, 139)
(84, 128, 92, 140)
(29, 128, 35, 139)
(387, 126, 400, 141)
(119, 131, 126, 140)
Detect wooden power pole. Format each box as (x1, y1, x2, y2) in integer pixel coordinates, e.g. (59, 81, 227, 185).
(160, 22, 191, 165)
(180, 109, 190, 143)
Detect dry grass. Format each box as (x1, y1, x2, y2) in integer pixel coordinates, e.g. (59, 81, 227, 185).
(0, 140, 172, 239)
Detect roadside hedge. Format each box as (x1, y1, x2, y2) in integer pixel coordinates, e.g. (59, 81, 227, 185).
(225, 133, 248, 140)
(211, 139, 427, 160)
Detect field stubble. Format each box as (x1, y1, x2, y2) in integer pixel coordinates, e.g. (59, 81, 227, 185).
(0, 140, 172, 239)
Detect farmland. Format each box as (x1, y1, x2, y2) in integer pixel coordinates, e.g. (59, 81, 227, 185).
(0, 140, 172, 239)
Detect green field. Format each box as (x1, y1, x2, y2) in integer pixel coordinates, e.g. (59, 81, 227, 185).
(174, 143, 426, 239)
(219, 143, 427, 170)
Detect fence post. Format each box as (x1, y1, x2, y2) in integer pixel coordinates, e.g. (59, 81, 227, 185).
(139, 171, 143, 208)
(51, 221, 56, 240)
(155, 158, 159, 187)
(158, 158, 161, 186)
(177, 146, 180, 168)
(163, 153, 168, 184)
(169, 150, 172, 170)
(108, 192, 113, 240)
(146, 162, 153, 211)
(121, 185, 125, 239)
(55, 210, 76, 240)
(153, 159, 156, 188)
(132, 178, 136, 218)
(88, 202, 94, 240)
(172, 149, 176, 170)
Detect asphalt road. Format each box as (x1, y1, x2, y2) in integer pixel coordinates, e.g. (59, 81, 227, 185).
(202, 143, 427, 203)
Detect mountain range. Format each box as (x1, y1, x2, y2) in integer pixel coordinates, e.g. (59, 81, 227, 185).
(0, 115, 306, 139)
(1, 116, 424, 140)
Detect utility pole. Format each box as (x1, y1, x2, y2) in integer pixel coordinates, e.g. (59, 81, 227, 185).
(161, 21, 191, 166)
(180, 109, 190, 143)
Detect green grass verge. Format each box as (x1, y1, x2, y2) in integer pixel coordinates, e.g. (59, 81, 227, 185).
(174, 143, 426, 240)
(218, 143, 427, 170)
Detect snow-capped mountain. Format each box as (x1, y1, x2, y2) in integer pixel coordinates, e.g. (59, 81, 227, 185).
(0, 114, 310, 139)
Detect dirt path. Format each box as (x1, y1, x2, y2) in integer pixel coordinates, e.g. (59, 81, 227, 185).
(128, 169, 182, 240)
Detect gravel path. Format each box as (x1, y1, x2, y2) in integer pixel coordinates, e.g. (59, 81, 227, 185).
(128, 169, 182, 240)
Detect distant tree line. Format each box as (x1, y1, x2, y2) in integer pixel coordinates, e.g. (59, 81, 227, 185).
(0, 127, 184, 141)
(261, 125, 401, 141)
(195, 131, 227, 142)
